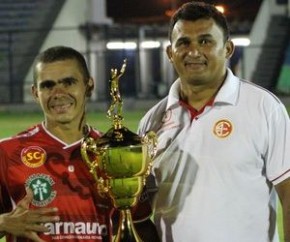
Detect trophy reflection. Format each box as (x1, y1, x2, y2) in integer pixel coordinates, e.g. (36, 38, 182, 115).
(81, 60, 157, 242)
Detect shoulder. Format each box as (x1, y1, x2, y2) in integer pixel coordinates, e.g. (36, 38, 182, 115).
(239, 79, 285, 108)
(0, 124, 43, 171)
(238, 79, 289, 122)
(88, 126, 103, 138)
(144, 97, 168, 118)
(138, 97, 168, 135)
(0, 124, 42, 145)
(225, 69, 283, 107)
(241, 79, 280, 101)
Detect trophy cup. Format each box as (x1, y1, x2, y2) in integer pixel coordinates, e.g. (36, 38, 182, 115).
(81, 60, 157, 242)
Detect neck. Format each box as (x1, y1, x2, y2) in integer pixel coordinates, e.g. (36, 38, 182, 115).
(44, 120, 87, 144)
(180, 76, 225, 111)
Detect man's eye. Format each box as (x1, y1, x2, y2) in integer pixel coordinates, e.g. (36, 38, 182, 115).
(63, 78, 76, 86)
(200, 39, 211, 45)
(177, 40, 190, 47)
(40, 81, 55, 89)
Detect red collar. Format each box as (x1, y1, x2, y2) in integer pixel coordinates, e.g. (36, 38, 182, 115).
(179, 98, 214, 120)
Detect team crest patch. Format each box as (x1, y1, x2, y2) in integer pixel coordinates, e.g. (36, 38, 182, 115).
(25, 174, 57, 207)
(21, 146, 46, 168)
(213, 119, 233, 138)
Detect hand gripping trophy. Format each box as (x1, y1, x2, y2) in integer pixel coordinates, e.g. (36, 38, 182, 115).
(81, 60, 157, 242)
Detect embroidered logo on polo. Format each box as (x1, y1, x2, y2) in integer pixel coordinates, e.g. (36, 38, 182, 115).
(162, 109, 172, 123)
(162, 108, 181, 128)
(21, 146, 46, 168)
(25, 174, 57, 207)
(213, 119, 233, 138)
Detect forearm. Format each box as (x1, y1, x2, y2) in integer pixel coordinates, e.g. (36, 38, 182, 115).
(134, 219, 160, 242)
(275, 178, 290, 241)
(0, 213, 7, 237)
(282, 204, 290, 241)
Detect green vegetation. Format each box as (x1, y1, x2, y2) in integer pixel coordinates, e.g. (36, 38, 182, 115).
(0, 111, 146, 138)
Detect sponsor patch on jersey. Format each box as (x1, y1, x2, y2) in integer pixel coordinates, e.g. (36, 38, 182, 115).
(213, 119, 233, 138)
(25, 174, 57, 207)
(21, 146, 46, 168)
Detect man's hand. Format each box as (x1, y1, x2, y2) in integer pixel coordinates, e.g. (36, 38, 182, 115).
(0, 188, 59, 242)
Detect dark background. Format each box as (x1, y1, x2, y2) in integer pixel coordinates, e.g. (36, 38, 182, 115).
(107, 0, 264, 24)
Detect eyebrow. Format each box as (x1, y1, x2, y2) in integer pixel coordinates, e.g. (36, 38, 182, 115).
(198, 33, 213, 38)
(38, 77, 77, 87)
(176, 33, 213, 41)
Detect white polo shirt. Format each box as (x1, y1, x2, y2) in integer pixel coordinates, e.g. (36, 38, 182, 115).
(138, 69, 290, 242)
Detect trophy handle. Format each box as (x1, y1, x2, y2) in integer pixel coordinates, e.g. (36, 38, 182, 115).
(142, 131, 157, 158)
(142, 131, 157, 179)
(81, 137, 99, 182)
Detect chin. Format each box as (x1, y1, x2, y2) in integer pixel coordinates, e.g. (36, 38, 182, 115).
(55, 114, 75, 124)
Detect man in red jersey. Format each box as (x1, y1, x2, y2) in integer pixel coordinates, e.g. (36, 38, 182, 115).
(0, 46, 159, 242)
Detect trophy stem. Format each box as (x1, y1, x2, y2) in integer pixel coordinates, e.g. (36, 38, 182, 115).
(114, 209, 142, 242)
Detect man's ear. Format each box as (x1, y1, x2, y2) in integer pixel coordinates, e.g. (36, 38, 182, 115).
(225, 40, 235, 59)
(166, 45, 173, 63)
(86, 78, 94, 97)
(31, 84, 39, 102)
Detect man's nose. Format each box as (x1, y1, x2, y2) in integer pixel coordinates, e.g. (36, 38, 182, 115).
(188, 44, 201, 56)
(52, 82, 67, 95)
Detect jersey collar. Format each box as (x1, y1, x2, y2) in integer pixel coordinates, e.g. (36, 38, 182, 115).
(166, 68, 240, 110)
(214, 68, 240, 106)
(40, 122, 92, 148)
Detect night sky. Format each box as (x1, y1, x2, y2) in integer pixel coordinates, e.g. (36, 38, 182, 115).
(106, 0, 263, 24)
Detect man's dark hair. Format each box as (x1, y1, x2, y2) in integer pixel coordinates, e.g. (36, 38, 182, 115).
(33, 46, 90, 85)
(168, 1, 230, 43)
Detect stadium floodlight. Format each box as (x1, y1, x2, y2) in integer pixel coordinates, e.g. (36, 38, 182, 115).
(140, 41, 161, 49)
(215, 5, 225, 14)
(106, 41, 162, 50)
(106, 41, 137, 50)
(232, 37, 250, 46)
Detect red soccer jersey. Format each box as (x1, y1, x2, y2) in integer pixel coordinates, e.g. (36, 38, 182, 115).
(0, 123, 114, 242)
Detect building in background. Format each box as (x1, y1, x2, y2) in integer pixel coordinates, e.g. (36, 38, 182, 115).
(0, 0, 289, 106)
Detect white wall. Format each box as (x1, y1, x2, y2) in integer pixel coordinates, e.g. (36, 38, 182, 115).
(24, 0, 88, 102)
(243, 0, 288, 81)
(24, 0, 111, 102)
(243, 0, 270, 80)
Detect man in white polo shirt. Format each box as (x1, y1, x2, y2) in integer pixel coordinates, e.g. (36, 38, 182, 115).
(138, 2, 290, 242)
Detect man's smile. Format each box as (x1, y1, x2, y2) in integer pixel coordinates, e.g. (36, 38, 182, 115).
(50, 101, 74, 114)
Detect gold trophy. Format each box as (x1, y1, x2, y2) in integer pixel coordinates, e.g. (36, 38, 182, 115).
(81, 60, 157, 242)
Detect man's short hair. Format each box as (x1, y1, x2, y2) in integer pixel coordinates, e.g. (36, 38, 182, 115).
(168, 1, 230, 43)
(33, 46, 90, 85)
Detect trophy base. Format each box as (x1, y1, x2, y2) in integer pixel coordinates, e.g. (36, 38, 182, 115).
(114, 209, 142, 242)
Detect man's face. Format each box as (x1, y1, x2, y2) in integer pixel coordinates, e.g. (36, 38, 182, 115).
(32, 59, 91, 126)
(167, 18, 233, 86)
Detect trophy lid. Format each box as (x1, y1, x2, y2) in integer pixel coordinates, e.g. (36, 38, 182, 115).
(97, 126, 142, 148)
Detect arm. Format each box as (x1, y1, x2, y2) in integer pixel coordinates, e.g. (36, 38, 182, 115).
(275, 177, 290, 241)
(134, 218, 160, 242)
(111, 210, 160, 242)
(132, 179, 160, 242)
(0, 188, 59, 242)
